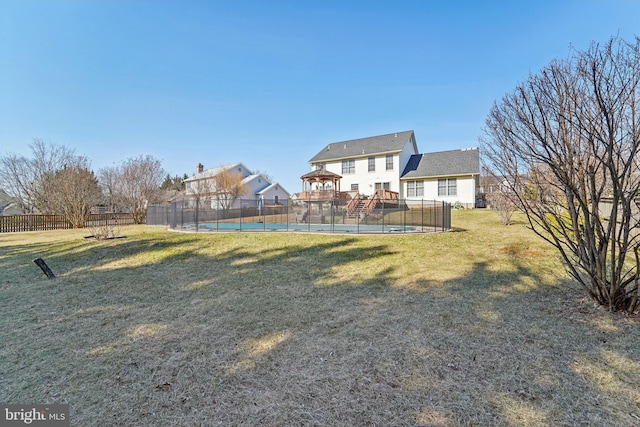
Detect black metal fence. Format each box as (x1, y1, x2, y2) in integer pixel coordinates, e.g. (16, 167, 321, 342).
(148, 198, 451, 234)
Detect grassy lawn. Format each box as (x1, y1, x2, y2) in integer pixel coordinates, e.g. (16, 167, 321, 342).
(1, 209, 639, 426)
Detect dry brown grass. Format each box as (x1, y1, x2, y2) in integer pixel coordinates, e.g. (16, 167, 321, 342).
(1, 210, 639, 426)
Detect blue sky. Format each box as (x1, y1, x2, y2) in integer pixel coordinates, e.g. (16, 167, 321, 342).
(1, 1, 638, 194)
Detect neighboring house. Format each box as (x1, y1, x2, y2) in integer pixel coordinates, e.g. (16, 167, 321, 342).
(184, 162, 290, 209)
(479, 175, 517, 195)
(307, 130, 480, 207)
(0, 189, 23, 216)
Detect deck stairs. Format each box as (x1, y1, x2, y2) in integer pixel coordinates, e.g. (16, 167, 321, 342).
(346, 190, 400, 219)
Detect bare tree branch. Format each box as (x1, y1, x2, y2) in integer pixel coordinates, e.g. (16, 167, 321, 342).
(481, 36, 640, 313)
(99, 155, 165, 224)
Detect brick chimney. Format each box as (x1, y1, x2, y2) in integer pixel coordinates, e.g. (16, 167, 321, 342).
(197, 163, 204, 174)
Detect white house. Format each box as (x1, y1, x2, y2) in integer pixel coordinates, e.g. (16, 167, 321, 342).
(307, 130, 418, 196)
(0, 189, 23, 216)
(184, 163, 290, 209)
(307, 130, 480, 207)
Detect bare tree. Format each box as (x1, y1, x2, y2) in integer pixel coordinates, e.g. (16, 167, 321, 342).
(0, 139, 76, 213)
(481, 36, 640, 313)
(213, 168, 248, 211)
(46, 161, 102, 227)
(100, 155, 165, 224)
(98, 165, 120, 212)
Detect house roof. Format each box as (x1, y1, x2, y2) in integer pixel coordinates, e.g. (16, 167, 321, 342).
(184, 162, 250, 182)
(309, 130, 416, 163)
(401, 148, 480, 179)
(0, 189, 19, 211)
(256, 182, 291, 196)
(241, 174, 266, 186)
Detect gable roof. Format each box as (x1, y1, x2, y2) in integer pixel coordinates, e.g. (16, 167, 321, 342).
(0, 189, 19, 210)
(401, 148, 480, 179)
(256, 182, 291, 196)
(184, 162, 251, 182)
(0, 188, 12, 202)
(309, 130, 416, 163)
(241, 174, 265, 185)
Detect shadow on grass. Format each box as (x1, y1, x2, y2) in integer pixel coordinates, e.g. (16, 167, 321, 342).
(0, 230, 638, 426)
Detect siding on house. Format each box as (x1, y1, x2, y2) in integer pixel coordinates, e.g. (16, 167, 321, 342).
(256, 183, 290, 204)
(0, 202, 23, 216)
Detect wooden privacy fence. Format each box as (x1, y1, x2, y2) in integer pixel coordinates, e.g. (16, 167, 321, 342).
(0, 213, 134, 233)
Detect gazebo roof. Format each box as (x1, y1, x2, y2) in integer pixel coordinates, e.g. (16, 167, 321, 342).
(300, 169, 342, 180)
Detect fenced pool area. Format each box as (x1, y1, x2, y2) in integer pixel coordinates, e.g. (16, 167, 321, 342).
(195, 222, 417, 233)
(147, 197, 451, 234)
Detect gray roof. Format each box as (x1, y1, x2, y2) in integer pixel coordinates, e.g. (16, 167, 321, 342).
(401, 148, 480, 179)
(0, 189, 17, 209)
(309, 130, 416, 163)
(184, 162, 248, 182)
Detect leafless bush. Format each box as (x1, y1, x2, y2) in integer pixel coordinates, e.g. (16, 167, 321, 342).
(487, 191, 518, 225)
(88, 224, 122, 240)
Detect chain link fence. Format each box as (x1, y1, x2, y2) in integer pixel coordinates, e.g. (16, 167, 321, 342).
(147, 197, 451, 234)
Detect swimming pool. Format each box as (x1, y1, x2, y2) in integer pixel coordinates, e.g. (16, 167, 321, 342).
(191, 222, 418, 233)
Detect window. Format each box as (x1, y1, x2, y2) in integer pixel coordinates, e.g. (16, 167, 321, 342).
(407, 180, 424, 197)
(375, 182, 390, 190)
(385, 155, 394, 170)
(342, 159, 355, 174)
(368, 157, 375, 172)
(351, 183, 359, 191)
(438, 178, 457, 196)
(274, 196, 279, 204)
(448, 179, 457, 196)
(315, 163, 325, 170)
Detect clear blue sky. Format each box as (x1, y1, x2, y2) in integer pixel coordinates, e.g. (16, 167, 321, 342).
(1, 1, 638, 194)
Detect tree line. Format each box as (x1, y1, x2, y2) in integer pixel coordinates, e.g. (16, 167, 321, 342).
(0, 140, 186, 226)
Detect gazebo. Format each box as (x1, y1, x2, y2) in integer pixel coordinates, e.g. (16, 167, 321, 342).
(298, 169, 344, 201)
(294, 169, 351, 223)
